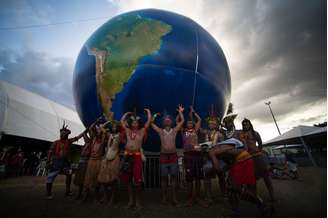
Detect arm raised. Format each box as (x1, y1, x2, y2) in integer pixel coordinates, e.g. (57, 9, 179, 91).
(151, 113, 162, 133)
(191, 106, 201, 131)
(120, 112, 131, 130)
(175, 105, 185, 131)
(144, 108, 152, 129)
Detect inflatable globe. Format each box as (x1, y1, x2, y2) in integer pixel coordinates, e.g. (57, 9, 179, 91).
(73, 9, 231, 151)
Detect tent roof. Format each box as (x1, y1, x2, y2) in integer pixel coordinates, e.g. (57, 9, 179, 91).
(263, 125, 326, 146)
(305, 126, 327, 136)
(0, 80, 85, 145)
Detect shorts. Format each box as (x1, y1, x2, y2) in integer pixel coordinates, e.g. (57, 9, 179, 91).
(160, 153, 178, 177)
(160, 153, 178, 164)
(46, 159, 72, 183)
(184, 151, 203, 182)
(120, 154, 143, 185)
(161, 163, 178, 177)
(229, 158, 256, 186)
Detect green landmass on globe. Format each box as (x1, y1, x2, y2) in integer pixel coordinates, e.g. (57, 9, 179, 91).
(86, 15, 172, 118)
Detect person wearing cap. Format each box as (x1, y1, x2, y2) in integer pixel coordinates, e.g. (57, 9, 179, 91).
(182, 106, 208, 208)
(151, 105, 184, 206)
(120, 109, 151, 209)
(240, 118, 275, 202)
(45, 122, 85, 199)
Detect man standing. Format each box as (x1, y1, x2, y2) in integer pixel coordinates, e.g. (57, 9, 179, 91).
(151, 105, 184, 206)
(120, 109, 151, 209)
(182, 107, 208, 207)
(46, 122, 84, 199)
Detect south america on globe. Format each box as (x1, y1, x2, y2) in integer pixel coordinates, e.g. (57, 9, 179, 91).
(73, 9, 231, 151)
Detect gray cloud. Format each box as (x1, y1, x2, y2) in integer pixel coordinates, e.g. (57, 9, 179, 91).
(198, 0, 326, 124)
(0, 0, 325, 136)
(0, 49, 75, 109)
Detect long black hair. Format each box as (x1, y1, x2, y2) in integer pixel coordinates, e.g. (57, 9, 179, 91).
(242, 118, 256, 138)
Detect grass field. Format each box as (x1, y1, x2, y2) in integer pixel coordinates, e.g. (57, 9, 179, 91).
(0, 167, 326, 218)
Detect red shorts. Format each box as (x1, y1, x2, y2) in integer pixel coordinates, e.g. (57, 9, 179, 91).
(229, 158, 256, 186)
(120, 154, 143, 185)
(160, 152, 178, 164)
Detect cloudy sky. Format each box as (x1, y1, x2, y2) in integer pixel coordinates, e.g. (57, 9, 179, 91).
(0, 0, 326, 141)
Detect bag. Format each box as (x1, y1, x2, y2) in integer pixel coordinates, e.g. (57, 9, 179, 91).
(105, 147, 118, 161)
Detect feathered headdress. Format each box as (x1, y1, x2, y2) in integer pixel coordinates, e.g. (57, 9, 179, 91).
(60, 120, 71, 135)
(206, 105, 221, 126)
(222, 103, 238, 124)
(129, 108, 141, 122)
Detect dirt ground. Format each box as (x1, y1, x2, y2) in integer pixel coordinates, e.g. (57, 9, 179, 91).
(0, 167, 326, 218)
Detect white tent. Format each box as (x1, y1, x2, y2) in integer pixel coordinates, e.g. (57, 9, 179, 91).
(264, 125, 325, 145)
(264, 125, 327, 166)
(0, 80, 85, 145)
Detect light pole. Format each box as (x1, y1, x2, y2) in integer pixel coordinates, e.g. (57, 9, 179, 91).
(265, 101, 281, 135)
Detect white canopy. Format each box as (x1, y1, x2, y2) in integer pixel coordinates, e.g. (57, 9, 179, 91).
(264, 125, 325, 145)
(0, 80, 85, 145)
(264, 125, 326, 167)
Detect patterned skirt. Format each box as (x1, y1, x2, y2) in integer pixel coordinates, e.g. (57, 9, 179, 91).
(83, 159, 102, 189)
(98, 155, 121, 184)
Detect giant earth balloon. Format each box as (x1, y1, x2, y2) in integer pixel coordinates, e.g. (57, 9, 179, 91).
(73, 9, 231, 151)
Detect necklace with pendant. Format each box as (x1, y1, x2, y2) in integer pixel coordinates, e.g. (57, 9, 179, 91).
(130, 130, 137, 140)
(164, 128, 172, 135)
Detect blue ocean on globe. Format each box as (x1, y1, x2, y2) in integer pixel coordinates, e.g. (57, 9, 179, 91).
(73, 9, 231, 151)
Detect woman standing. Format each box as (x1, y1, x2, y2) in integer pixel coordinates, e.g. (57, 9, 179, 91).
(83, 123, 106, 202)
(98, 121, 121, 205)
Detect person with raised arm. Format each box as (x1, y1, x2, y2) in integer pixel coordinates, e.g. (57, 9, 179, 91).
(200, 107, 225, 203)
(182, 106, 208, 208)
(45, 121, 85, 200)
(82, 121, 107, 202)
(73, 130, 93, 200)
(97, 120, 122, 206)
(151, 105, 184, 206)
(120, 109, 151, 209)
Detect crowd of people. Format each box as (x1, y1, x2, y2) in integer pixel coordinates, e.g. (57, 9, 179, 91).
(0, 148, 46, 178)
(45, 103, 275, 218)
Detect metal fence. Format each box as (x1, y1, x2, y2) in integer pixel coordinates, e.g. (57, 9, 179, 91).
(142, 154, 185, 189)
(35, 153, 185, 189)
